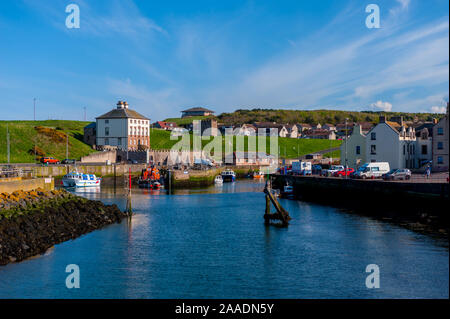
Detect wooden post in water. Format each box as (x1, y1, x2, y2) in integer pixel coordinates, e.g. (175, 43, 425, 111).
(113, 164, 117, 192)
(265, 193, 271, 225)
(126, 167, 133, 218)
(263, 179, 291, 227)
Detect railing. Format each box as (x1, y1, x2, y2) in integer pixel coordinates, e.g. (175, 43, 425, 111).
(0, 165, 34, 179)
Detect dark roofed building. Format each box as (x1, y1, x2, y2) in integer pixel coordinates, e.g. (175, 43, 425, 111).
(181, 107, 215, 118)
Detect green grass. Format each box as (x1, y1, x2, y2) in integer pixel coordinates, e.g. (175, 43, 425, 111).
(162, 116, 214, 126)
(0, 120, 96, 163)
(0, 120, 342, 163)
(150, 128, 342, 159)
(322, 150, 341, 158)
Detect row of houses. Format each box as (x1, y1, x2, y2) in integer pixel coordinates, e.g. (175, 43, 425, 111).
(341, 105, 449, 172)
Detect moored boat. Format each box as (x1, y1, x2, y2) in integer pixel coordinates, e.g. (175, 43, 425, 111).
(138, 166, 164, 189)
(62, 171, 101, 187)
(214, 175, 223, 184)
(221, 169, 236, 182)
(253, 171, 264, 179)
(280, 184, 294, 199)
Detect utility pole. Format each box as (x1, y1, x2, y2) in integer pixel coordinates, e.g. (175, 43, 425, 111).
(345, 118, 348, 179)
(34, 98, 37, 162)
(66, 133, 69, 159)
(6, 124, 10, 164)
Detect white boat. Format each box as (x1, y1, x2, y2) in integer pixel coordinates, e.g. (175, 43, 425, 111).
(280, 184, 294, 198)
(214, 175, 223, 184)
(62, 171, 102, 187)
(221, 169, 236, 182)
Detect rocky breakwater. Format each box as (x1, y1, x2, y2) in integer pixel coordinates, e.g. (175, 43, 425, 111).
(0, 189, 127, 266)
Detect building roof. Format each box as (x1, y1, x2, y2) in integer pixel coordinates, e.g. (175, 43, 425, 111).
(254, 122, 286, 129)
(84, 122, 96, 129)
(181, 107, 214, 113)
(304, 129, 333, 137)
(155, 121, 178, 129)
(96, 108, 149, 120)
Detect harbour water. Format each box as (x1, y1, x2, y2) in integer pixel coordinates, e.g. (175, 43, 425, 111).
(0, 180, 448, 298)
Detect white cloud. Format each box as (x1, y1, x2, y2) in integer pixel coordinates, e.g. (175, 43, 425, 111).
(431, 106, 446, 113)
(370, 101, 393, 112)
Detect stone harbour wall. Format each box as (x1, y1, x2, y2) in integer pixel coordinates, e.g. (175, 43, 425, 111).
(0, 189, 127, 266)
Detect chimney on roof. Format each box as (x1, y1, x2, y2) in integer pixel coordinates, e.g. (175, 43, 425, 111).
(391, 116, 404, 126)
(379, 116, 386, 123)
(124, 101, 129, 109)
(117, 101, 124, 109)
(432, 118, 438, 124)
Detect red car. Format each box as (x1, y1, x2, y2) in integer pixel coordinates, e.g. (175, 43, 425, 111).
(333, 168, 355, 177)
(40, 157, 60, 164)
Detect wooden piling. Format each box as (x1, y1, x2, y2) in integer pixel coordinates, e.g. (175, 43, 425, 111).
(263, 179, 291, 226)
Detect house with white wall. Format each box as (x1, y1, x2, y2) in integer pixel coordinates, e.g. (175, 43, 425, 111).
(365, 117, 417, 170)
(432, 103, 449, 171)
(96, 101, 150, 150)
(340, 124, 366, 169)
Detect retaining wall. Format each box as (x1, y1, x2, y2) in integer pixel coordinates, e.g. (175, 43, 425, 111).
(0, 178, 54, 193)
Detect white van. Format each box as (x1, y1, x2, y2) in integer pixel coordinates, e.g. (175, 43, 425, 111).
(354, 162, 390, 179)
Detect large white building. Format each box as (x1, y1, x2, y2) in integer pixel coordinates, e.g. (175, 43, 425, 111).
(365, 117, 417, 170)
(96, 101, 150, 150)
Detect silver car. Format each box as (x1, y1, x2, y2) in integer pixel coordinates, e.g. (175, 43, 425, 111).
(382, 169, 411, 181)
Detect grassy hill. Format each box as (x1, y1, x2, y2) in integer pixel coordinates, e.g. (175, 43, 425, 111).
(0, 120, 95, 163)
(150, 128, 341, 159)
(0, 120, 342, 164)
(162, 116, 214, 126)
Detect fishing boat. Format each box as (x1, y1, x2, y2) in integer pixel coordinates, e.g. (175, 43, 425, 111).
(221, 169, 236, 182)
(253, 170, 264, 179)
(138, 166, 164, 189)
(214, 175, 223, 184)
(62, 171, 101, 187)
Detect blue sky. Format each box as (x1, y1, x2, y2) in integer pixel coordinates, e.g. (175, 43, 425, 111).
(0, 0, 448, 121)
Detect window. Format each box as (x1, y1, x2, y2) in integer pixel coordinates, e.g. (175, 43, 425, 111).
(105, 120, 109, 124)
(118, 137, 122, 145)
(371, 167, 379, 172)
(438, 142, 443, 150)
(370, 145, 376, 155)
(438, 156, 443, 164)
(371, 132, 376, 140)
(403, 145, 405, 155)
(356, 146, 360, 155)
(105, 127, 109, 136)
(421, 145, 427, 155)
(437, 127, 444, 135)
(105, 138, 109, 145)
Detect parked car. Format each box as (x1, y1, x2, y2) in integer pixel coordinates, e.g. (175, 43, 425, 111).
(61, 159, 76, 164)
(333, 167, 355, 177)
(353, 162, 390, 179)
(40, 157, 60, 165)
(127, 159, 138, 164)
(322, 165, 344, 177)
(382, 169, 411, 181)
